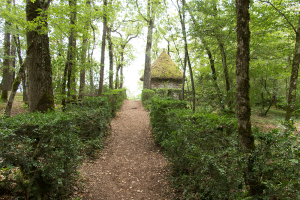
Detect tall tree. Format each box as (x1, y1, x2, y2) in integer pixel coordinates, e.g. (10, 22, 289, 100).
(236, 0, 262, 196)
(136, 0, 159, 89)
(1, 0, 12, 102)
(26, 0, 54, 112)
(176, 0, 195, 111)
(79, 0, 91, 99)
(62, 0, 77, 105)
(98, 0, 108, 95)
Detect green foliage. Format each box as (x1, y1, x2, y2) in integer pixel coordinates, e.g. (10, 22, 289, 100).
(0, 96, 114, 199)
(101, 89, 126, 117)
(150, 96, 300, 199)
(141, 89, 155, 110)
(149, 97, 187, 144)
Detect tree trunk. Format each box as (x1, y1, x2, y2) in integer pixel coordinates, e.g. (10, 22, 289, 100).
(107, 27, 114, 90)
(285, 13, 300, 121)
(205, 44, 224, 110)
(62, 0, 77, 106)
(178, 0, 195, 111)
(5, 34, 26, 116)
(26, 0, 54, 112)
(1, 0, 11, 102)
(115, 64, 120, 89)
(236, 0, 261, 196)
(143, 0, 154, 90)
(79, 0, 91, 99)
(5, 60, 26, 117)
(98, 0, 108, 95)
(219, 41, 231, 108)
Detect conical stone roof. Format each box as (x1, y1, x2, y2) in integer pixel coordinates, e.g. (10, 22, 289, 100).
(140, 50, 183, 81)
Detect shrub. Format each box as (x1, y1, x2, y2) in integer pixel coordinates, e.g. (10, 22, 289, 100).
(149, 97, 187, 144)
(141, 89, 155, 110)
(0, 96, 114, 199)
(102, 89, 126, 117)
(0, 111, 82, 199)
(149, 96, 300, 199)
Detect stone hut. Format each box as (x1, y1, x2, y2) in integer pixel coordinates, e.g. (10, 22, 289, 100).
(140, 50, 183, 89)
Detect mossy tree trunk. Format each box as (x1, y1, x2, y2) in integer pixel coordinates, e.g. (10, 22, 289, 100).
(26, 0, 54, 112)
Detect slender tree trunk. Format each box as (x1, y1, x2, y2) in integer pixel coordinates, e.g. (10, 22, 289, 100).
(68, 0, 77, 100)
(219, 41, 231, 108)
(5, 34, 26, 117)
(120, 64, 123, 89)
(26, 0, 54, 112)
(5, 60, 26, 117)
(285, 13, 300, 121)
(115, 65, 120, 89)
(178, 0, 195, 111)
(98, 0, 108, 95)
(79, 0, 91, 99)
(205, 45, 224, 110)
(1, 0, 11, 101)
(143, 0, 154, 89)
(10, 36, 16, 90)
(236, 0, 262, 196)
(62, 0, 77, 106)
(107, 27, 114, 90)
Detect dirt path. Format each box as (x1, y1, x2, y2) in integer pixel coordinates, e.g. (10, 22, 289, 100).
(79, 100, 176, 200)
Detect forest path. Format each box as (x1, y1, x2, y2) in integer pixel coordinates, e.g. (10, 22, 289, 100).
(80, 100, 176, 200)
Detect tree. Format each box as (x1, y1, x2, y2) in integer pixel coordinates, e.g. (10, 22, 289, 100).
(236, 0, 262, 196)
(98, 0, 108, 95)
(135, 0, 160, 89)
(1, 0, 12, 102)
(26, 0, 54, 112)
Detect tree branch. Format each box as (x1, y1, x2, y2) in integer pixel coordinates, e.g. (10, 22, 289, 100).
(260, 0, 296, 33)
(135, 0, 149, 22)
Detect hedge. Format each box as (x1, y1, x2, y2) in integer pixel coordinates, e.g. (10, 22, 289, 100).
(149, 96, 300, 199)
(0, 92, 125, 199)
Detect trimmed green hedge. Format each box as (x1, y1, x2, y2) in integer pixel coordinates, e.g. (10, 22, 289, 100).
(102, 88, 126, 117)
(149, 96, 300, 199)
(0, 94, 125, 199)
(141, 89, 155, 111)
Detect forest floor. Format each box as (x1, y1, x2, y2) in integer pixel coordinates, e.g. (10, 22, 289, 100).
(78, 100, 176, 199)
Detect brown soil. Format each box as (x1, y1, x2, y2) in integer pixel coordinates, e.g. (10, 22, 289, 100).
(79, 100, 176, 200)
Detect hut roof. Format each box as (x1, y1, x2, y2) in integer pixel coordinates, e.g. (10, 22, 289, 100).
(140, 50, 183, 81)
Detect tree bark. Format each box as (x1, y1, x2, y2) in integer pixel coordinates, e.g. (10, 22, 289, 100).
(26, 0, 54, 112)
(62, 0, 77, 106)
(143, 0, 154, 89)
(98, 0, 108, 95)
(236, 0, 261, 196)
(1, 0, 12, 102)
(79, 0, 91, 99)
(107, 27, 114, 90)
(285, 13, 300, 121)
(205, 44, 224, 110)
(5, 60, 26, 117)
(178, 0, 195, 111)
(5, 34, 26, 116)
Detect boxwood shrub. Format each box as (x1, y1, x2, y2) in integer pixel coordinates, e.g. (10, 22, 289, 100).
(0, 95, 122, 199)
(149, 96, 300, 199)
